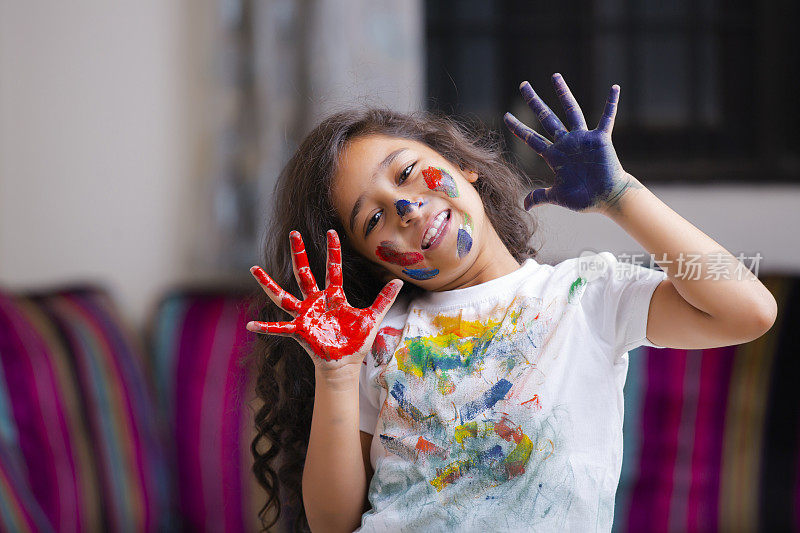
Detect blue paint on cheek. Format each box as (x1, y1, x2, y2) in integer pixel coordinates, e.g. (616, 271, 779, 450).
(456, 228, 473, 258)
(402, 267, 439, 280)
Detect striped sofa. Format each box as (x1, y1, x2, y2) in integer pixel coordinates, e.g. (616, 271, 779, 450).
(614, 276, 800, 532)
(0, 285, 263, 532)
(0, 278, 797, 532)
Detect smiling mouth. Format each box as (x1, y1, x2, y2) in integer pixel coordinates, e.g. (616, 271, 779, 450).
(421, 210, 451, 250)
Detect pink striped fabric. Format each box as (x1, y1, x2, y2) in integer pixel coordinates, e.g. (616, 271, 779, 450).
(0, 286, 169, 531)
(628, 348, 688, 531)
(0, 358, 54, 533)
(685, 346, 735, 532)
(149, 290, 264, 531)
(614, 274, 799, 532)
(0, 446, 54, 533)
(0, 291, 99, 531)
(36, 289, 169, 531)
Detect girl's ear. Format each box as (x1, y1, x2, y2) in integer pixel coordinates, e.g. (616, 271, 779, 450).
(458, 163, 478, 183)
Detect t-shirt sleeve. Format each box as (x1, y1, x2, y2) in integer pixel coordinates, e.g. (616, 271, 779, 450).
(359, 361, 381, 434)
(358, 295, 410, 435)
(582, 252, 668, 361)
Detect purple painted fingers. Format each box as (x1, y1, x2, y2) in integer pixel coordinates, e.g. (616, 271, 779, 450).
(504, 73, 641, 213)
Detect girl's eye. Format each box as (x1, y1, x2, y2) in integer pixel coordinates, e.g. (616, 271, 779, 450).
(398, 163, 414, 184)
(366, 210, 382, 235)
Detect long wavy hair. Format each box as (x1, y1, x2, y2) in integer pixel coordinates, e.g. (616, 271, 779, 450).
(246, 108, 542, 531)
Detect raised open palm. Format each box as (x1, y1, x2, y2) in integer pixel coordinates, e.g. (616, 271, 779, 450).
(247, 230, 403, 365)
(504, 73, 640, 213)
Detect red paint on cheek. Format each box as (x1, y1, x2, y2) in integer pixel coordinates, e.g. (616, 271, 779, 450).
(422, 166, 443, 189)
(422, 166, 458, 197)
(376, 241, 424, 266)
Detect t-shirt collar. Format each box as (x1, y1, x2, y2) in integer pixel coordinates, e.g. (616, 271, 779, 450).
(415, 257, 540, 309)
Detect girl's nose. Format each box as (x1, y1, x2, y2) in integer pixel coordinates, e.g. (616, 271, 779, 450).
(395, 199, 423, 222)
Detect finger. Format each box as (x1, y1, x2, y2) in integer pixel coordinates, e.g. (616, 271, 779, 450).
(504, 112, 551, 155)
(289, 231, 319, 298)
(250, 266, 302, 314)
(246, 320, 296, 336)
(523, 188, 554, 210)
(368, 279, 403, 318)
(325, 229, 343, 289)
(552, 73, 587, 131)
(597, 84, 621, 134)
(519, 81, 568, 140)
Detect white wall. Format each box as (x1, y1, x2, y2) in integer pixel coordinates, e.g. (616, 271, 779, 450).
(0, 0, 211, 332)
(1, 1, 798, 335)
(532, 185, 800, 276)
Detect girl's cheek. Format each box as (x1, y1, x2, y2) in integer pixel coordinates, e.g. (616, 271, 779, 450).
(456, 212, 474, 259)
(402, 267, 440, 281)
(374, 240, 440, 281)
(422, 166, 459, 198)
(375, 240, 423, 266)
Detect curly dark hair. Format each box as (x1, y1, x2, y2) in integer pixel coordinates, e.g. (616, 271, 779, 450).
(245, 108, 543, 532)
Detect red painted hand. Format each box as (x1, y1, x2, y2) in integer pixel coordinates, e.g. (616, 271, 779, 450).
(247, 229, 403, 363)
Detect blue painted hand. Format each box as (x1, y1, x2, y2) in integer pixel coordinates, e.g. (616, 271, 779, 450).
(504, 73, 642, 213)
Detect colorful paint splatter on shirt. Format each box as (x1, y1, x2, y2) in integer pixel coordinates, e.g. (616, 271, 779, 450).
(568, 276, 587, 303)
(369, 302, 569, 509)
(371, 326, 403, 366)
(360, 254, 663, 530)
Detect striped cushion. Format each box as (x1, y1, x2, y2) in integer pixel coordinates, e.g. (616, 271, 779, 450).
(149, 290, 265, 531)
(0, 446, 54, 533)
(614, 276, 800, 532)
(0, 350, 54, 533)
(0, 287, 168, 531)
(0, 290, 102, 531)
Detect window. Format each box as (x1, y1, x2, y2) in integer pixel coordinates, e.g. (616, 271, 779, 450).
(426, 0, 799, 182)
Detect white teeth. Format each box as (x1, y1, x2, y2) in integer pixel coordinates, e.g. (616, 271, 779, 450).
(422, 211, 449, 248)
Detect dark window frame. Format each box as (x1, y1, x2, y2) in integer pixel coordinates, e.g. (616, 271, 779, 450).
(425, 0, 799, 183)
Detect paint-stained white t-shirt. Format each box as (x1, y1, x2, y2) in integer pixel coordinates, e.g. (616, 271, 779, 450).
(357, 253, 667, 532)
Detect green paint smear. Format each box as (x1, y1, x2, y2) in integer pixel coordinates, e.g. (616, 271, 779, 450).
(568, 276, 586, 303)
(401, 336, 476, 375)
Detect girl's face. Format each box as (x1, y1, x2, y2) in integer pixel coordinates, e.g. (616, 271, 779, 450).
(332, 134, 517, 290)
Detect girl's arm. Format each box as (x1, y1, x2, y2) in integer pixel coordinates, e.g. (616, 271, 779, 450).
(505, 74, 777, 349)
(303, 366, 367, 532)
(246, 230, 402, 532)
(603, 180, 776, 348)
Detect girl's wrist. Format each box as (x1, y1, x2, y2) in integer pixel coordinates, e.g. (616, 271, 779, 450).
(315, 363, 362, 392)
(600, 172, 646, 216)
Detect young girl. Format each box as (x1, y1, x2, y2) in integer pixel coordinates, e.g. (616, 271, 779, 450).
(245, 74, 777, 532)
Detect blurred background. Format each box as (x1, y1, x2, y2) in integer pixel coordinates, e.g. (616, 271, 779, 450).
(2, 0, 798, 333)
(1, 1, 799, 532)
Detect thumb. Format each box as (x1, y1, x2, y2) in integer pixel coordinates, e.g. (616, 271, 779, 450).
(524, 187, 553, 210)
(368, 279, 404, 321)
